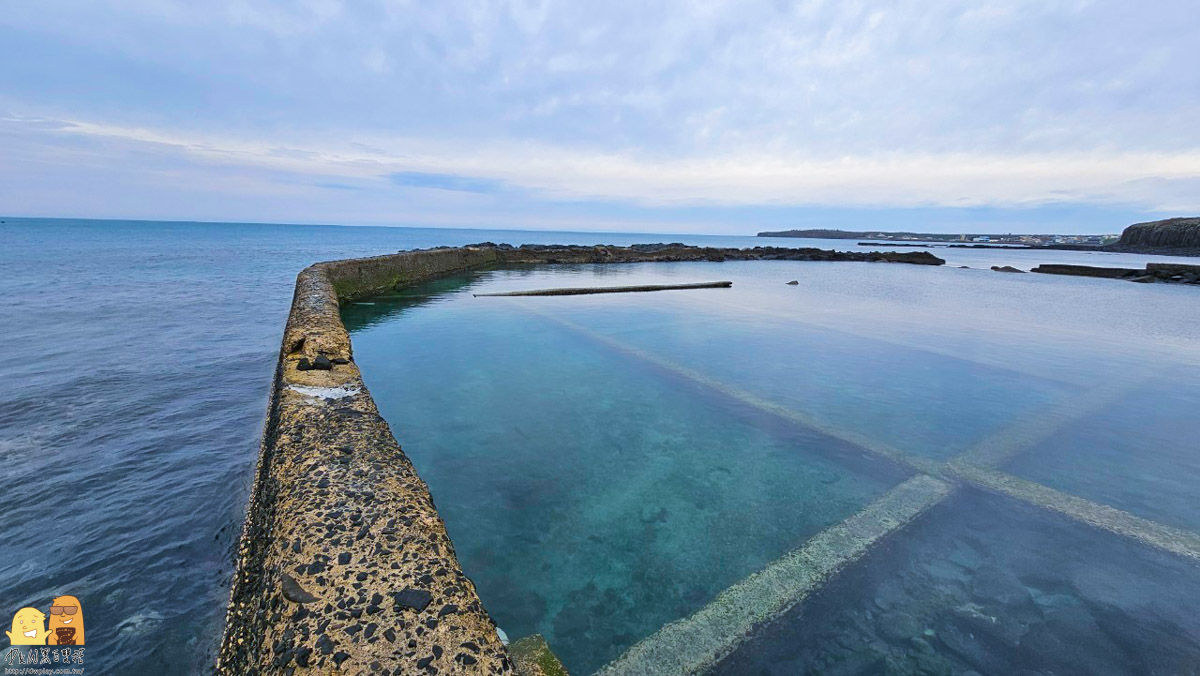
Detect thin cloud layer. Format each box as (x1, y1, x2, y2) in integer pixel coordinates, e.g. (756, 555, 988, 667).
(1, 1, 1197, 231)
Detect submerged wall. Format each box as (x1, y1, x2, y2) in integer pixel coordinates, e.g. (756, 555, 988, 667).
(218, 243, 944, 675)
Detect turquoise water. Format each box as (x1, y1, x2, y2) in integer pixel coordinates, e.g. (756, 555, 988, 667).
(347, 260, 1200, 674)
(4, 217, 1198, 674)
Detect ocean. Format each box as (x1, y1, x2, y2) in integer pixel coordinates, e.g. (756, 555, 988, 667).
(1, 217, 1197, 674)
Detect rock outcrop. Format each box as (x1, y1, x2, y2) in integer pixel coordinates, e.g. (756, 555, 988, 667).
(1118, 217, 1200, 249)
(1105, 217, 1200, 255)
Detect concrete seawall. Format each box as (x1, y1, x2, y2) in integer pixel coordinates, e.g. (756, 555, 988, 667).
(218, 243, 944, 675)
(217, 247, 511, 676)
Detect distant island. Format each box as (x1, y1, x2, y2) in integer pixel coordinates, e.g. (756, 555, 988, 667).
(756, 228, 1116, 246)
(758, 217, 1200, 256)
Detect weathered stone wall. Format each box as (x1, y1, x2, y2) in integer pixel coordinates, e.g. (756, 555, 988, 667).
(1031, 262, 1200, 285)
(326, 247, 503, 302)
(218, 242, 944, 675)
(218, 247, 513, 676)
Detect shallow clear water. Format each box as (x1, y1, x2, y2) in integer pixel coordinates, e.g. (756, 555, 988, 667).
(347, 258, 1200, 674)
(714, 490, 1200, 676)
(4, 217, 1197, 673)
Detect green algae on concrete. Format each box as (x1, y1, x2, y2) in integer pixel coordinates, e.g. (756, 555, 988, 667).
(509, 635, 570, 676)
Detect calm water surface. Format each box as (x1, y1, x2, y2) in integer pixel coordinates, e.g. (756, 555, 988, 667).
(3, 217, 1197, 674)
(346, 256, 1200, 673)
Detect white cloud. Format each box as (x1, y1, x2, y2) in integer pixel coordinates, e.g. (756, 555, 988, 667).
(1, 0, 1198, 227)
(9, 115, 1198, 212)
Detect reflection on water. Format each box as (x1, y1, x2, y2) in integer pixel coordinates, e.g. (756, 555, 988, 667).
(347, 260, 1200, 675)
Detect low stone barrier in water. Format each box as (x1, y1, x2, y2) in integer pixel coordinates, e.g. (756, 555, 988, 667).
(218, 242, 945, 675)
(1031, 262, 1200, 285)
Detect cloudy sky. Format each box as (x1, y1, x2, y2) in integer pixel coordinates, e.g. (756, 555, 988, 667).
(2, 1, 1198, 234)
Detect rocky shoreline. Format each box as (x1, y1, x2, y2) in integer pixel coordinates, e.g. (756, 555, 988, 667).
(462, 242, 946, 267)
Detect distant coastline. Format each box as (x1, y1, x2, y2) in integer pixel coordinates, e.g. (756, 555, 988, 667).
(758, 217, 1200, 257)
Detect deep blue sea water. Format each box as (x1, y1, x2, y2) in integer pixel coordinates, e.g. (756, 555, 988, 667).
(2, 217, 1198, 674)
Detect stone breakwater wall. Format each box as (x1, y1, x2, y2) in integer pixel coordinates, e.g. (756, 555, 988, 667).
(218, 243, 943, 676)
(218, 247, 510, 676)
(1031, 262, 1200, 285)
(483, 242, 945, 266)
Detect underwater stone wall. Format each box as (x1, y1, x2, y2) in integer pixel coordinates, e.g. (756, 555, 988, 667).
(218, 243, 945, 675)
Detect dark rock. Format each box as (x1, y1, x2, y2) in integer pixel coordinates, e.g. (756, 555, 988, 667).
(294, 646, 311, 668)
(991, 265, 1026, 273)
(876, 611, 920, 642)
(971, 566, 1033, 608)
(338, 552, 351, 565)
(383, 628, 396, 643)
(786, 280, 799, 285)
(392, 587, 433, 612)
(280, 573, 319, 604)
(315, 634, 334, 655)
(333, 651, 351, 666)
(438, 604, 459, 617)
(1147, 262, 1200, 275)
(1018, 604, 1133, 674)
(950, 602, 1026, 648)
(312, 354, 334, 370)
(937, 613, 1018, 673)
(1031, 263, 1141, 279)
(296, 357, 313, 371)
(1118, 217, 1200, 250)
(416, 655, 434, 669)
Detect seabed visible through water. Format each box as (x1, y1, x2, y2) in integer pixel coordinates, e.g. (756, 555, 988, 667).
(343, 260, 1200, 675)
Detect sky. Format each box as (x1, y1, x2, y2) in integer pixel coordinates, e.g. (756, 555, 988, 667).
(2, 1, 1198, 234)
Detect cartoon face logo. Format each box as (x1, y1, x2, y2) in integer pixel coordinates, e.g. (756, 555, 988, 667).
(6, 607, 48, 645)
(47, 596, 84, 646)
